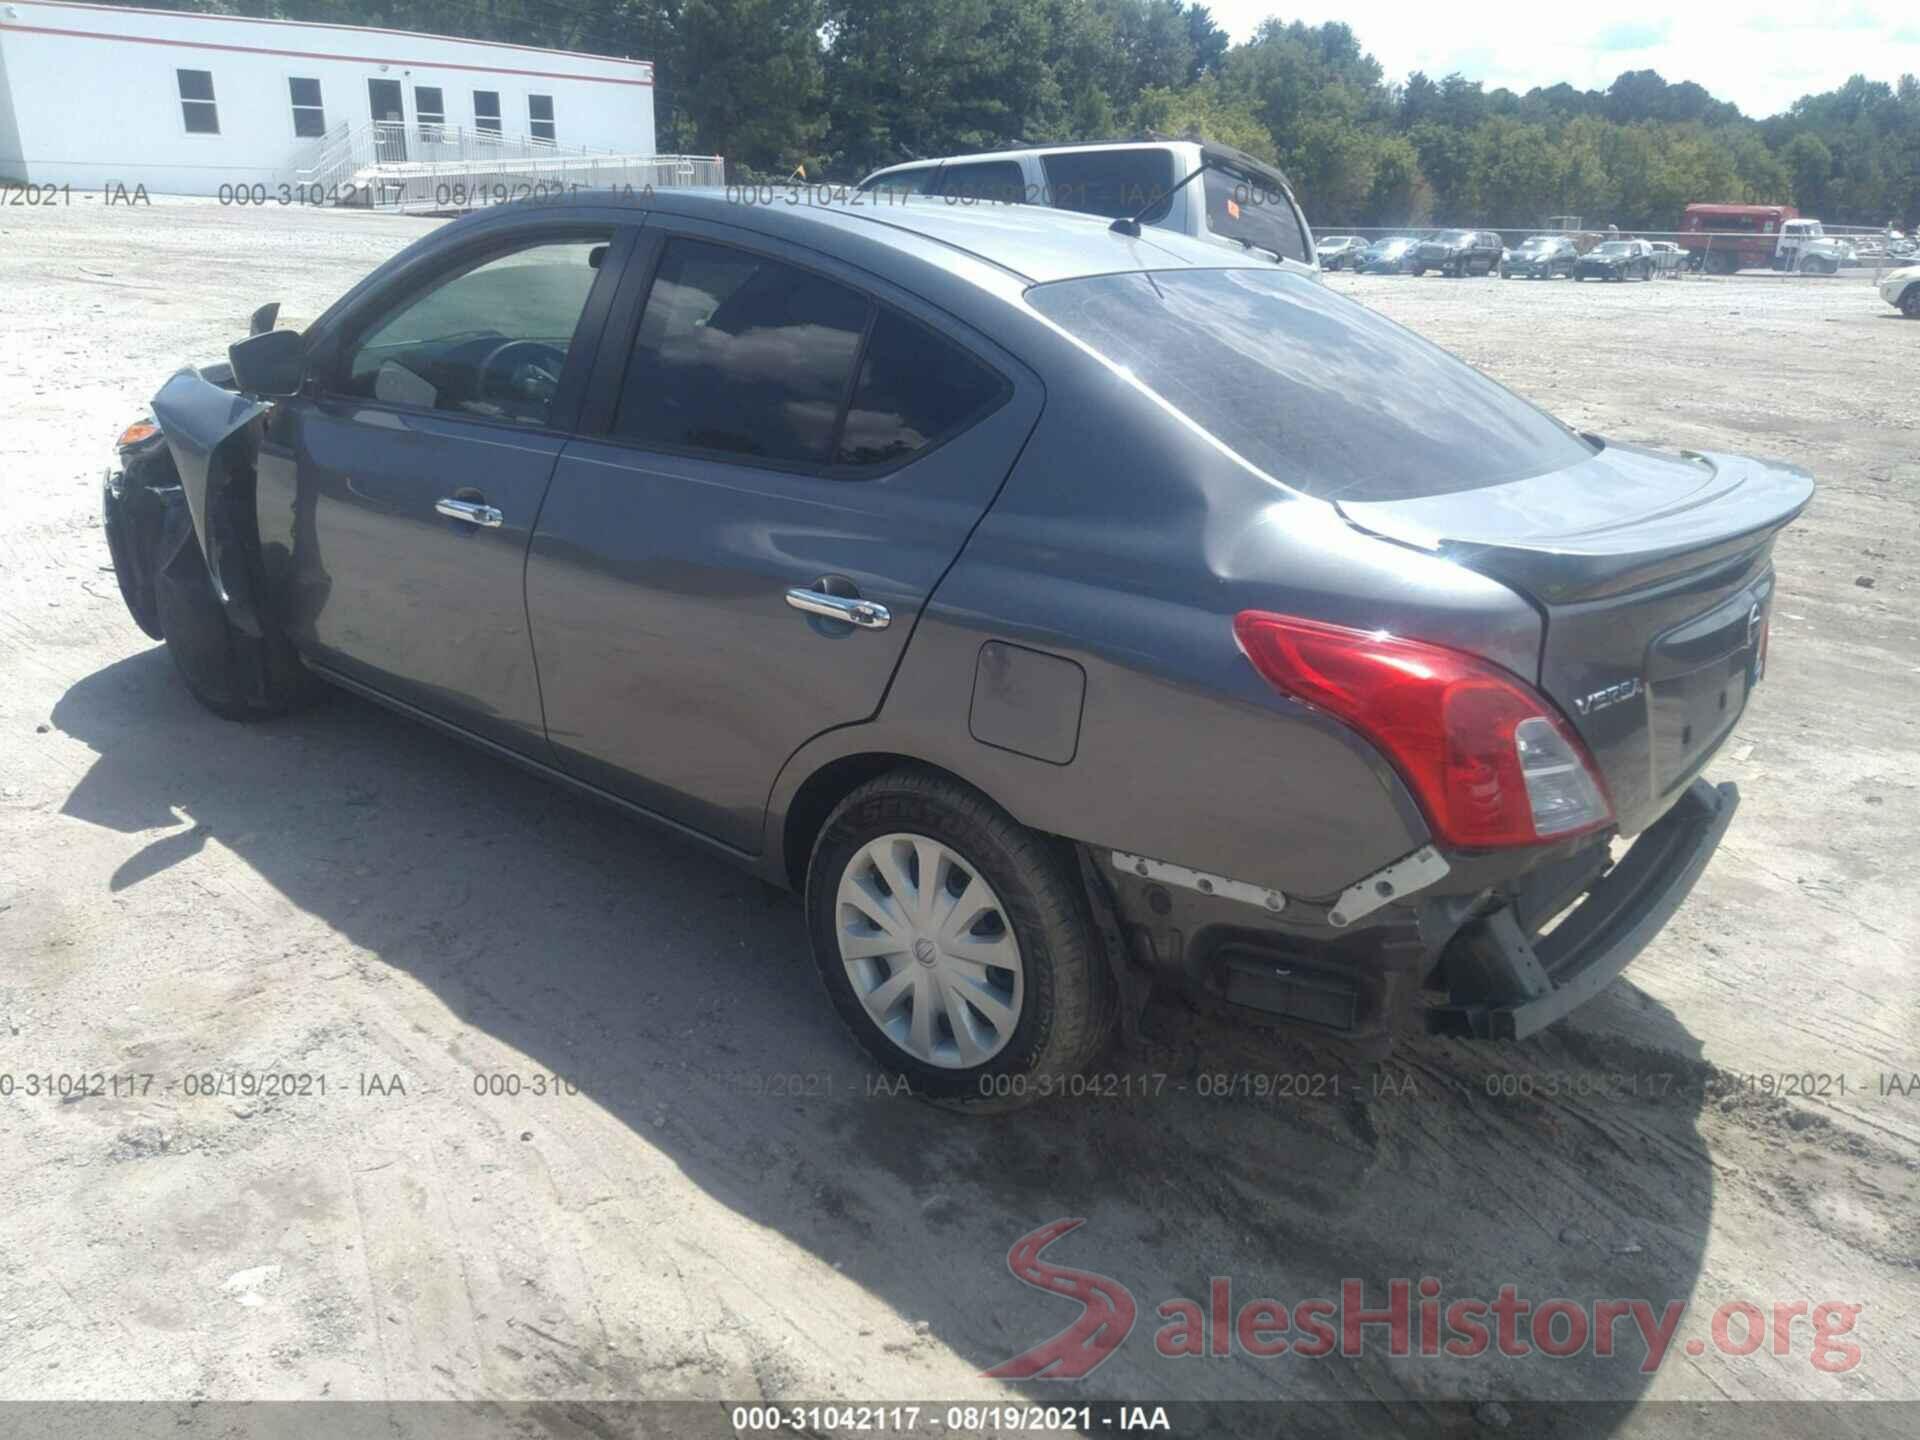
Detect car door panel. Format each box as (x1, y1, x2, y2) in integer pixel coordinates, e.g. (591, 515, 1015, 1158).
(526, 222, 1044, 852)
(279, 405, 569, 753)
(255, 225, 635, 756)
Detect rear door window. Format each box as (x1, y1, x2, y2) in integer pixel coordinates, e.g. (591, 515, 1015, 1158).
(1026, 268, 1592, 501)
(933, 160, 1027, 205)
(613, 239, 870, 466)
(1201, 167, 1310, 262)
(1040, 148, 1176, 221)
(613, 239, 1009, 472)
(836, 311, 1007, 466)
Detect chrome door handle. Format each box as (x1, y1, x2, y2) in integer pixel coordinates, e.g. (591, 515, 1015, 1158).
(435, 497, 503, 528)
(785, 587, 890, 630)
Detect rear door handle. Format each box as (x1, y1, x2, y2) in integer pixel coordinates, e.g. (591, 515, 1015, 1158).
(436, 497, 503, 528)
(785, 587, 890, 630)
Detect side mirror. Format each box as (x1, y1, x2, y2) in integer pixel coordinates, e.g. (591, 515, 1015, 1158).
(249, 301, 281, 336)
(228, 328, 306, 399)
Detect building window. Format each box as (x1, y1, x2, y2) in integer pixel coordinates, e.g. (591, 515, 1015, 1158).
(473, 91, 501, 136)
(288, 77, 326, 139)
(414, 85, 445, 139)
(177, 69, 219, 135)
(528, 94, 555, 144)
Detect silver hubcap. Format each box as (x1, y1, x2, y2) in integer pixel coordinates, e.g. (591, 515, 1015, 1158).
(835, 833, 1024, 1069)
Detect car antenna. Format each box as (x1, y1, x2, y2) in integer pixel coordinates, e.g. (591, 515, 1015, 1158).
(1110, 160, 1211, 238)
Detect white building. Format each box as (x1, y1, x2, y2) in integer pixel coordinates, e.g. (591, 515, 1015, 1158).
(0, 0, 659, 195)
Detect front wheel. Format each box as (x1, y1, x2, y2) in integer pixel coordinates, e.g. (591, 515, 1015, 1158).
(1901, 286, 1920, 317)
(153, 505, 319, 722)
(806, 770, 1116, 1106)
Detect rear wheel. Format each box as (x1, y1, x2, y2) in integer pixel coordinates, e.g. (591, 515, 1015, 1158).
(805, 769, 1116, 1107)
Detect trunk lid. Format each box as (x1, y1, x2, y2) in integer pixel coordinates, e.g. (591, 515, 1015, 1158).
(1336, 442, 1814, 834)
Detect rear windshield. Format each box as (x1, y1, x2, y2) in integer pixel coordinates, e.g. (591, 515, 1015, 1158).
(1202, 168, 1310, 262)
(1026, 268, 1592, 502)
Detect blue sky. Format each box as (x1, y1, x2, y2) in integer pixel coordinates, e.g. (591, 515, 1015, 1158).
(1204, 3, 1917, 117)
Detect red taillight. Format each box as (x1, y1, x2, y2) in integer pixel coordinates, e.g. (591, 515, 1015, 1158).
(1233, 612, 1614, 850)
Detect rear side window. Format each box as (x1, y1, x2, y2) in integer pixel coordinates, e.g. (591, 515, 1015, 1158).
(860, 166, 938, 197)
(1202, 168, 1309, 263)
(614, 239, 1006, 471)
(935, 160, 1027, 205)
(1041, 148, 1176, 221)
(836, 311, 1007, 466)
(1027, 268, 1592, 501)
(615, 240, 869, 465)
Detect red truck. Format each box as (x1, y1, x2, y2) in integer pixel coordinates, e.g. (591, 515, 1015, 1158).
(1680, 203, 1798, 273)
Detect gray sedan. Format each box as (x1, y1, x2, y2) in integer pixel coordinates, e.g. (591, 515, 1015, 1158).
(104, 191, 1811, 1104)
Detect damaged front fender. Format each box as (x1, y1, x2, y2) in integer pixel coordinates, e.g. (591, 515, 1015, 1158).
(150, 369, 270, 639)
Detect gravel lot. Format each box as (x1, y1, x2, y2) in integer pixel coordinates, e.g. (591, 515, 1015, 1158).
(1, 198, 1916, 1436)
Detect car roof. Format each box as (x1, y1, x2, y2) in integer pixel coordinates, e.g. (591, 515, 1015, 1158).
(511, 187, 1278, 285)
(864, 140, 1204, 178)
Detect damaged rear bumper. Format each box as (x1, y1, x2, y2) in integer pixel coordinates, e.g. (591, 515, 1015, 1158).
(1428, 778, 1740, 1040)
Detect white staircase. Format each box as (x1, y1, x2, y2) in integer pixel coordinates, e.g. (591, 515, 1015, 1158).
(287, 121, 723, 213)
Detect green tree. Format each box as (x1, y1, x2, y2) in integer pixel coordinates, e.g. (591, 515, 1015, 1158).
(1781, 132, 1834, 214)
(677, 0, 824, 175)
(1132, 78, 1274, 159)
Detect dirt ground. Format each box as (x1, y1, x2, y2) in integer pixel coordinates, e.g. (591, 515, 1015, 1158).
(1, 197, 1917, 1437)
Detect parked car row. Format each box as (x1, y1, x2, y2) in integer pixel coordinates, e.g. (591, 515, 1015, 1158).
(1327, 232, 1674, 283)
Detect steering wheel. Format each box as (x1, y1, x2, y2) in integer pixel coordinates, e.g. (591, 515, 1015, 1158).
(477, 338, 567, 413)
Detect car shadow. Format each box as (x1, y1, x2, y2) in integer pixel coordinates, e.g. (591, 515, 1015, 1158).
(52, 648, 1728, 1436)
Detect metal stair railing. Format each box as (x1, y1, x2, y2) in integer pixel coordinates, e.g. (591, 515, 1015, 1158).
(285, 120, 722, 210)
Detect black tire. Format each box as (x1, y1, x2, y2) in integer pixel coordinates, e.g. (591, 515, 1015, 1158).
(805, 768, 1117, 1108)
(154, 517, 319, 722)
(102, 475, 165, 641)
(1902, 286, 1920, 318)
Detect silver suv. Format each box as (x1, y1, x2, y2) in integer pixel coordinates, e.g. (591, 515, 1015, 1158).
(856, 139, 1318, 273)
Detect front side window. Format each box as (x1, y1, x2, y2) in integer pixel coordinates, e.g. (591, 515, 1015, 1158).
(1202, 166, 1310, 263)
(612, 239, 870, 466)
(1027, 268, 1593, 502)
(1041, 148, 1176, 221)
(340, 236, 610, 427)
(288, 77, 325, 139)
(474, 91, 502, 135)
(934, 160, 1027, 205)
(529, 94, 555, 144)
(177, 70, 218, 135)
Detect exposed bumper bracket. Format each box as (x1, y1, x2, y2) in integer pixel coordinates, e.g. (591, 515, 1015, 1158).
(1327, 845, 1450, 928)
(1110, 851, 1285, 915)
(1428, 779, 1740, 1040)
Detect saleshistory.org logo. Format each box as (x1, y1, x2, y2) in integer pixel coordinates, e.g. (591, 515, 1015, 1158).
(983, 1220, 1863, 1379)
